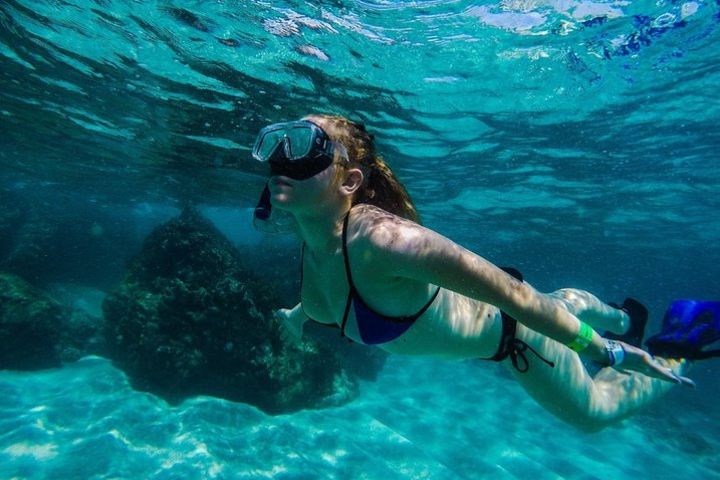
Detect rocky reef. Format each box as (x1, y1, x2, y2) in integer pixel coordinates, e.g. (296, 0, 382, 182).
(1, 193, 387, 412)
(0, 273, 107, 369)
(102, 207, 368, 414)
(0, 273, 64, 369)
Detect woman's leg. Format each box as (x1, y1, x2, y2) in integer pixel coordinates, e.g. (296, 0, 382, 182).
(507, 323, 685, 433)
(548, 288, 629, 334)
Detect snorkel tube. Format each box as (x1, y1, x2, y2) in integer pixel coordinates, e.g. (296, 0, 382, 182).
(252, 142, 296, 234)
(253, 180, 294, 234)
(254, 183, 272, 222)
(253, 140, 285, 226)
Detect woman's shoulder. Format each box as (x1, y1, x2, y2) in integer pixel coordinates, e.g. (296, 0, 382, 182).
(351, 203, 400, 226)
(349, 204, 426, 253)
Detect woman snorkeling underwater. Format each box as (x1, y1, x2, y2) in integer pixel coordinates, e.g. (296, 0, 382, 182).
(251, 114, 719, 432)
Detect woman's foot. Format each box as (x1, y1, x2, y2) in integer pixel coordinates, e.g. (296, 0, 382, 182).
(605, 298, 648, 347)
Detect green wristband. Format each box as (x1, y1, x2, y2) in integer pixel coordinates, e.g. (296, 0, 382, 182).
(567, 321, 594, 352)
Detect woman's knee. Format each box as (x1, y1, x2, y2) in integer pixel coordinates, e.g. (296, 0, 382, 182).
(549, 288, 593, 313)
(511, 326, 622, 432)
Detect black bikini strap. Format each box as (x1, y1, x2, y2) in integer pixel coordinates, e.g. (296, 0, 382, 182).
(411, 286, 441, 321)
(491, 314, 555, 372)
(508, 338, 556, 372)
(339, 292, 352, 338)
(341, 211, 357, 293)
(490, 313, 516, 361)
(339, 211, 355, 338)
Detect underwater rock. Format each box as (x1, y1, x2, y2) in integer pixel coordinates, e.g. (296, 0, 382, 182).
(0, 273, 64, 369)
(57, 308, 107, 363)
(0, 273, 108, 368)
(2, 209, 60, 283)
(103, 207, 357, 413)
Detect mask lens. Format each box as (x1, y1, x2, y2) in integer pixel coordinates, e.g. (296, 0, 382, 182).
(255, 129, 286, 161)
(284, 125, 314, 159)
(254, 124, 315, 162)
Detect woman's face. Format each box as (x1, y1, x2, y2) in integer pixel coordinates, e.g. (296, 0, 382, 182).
(267, 115, 353, 215)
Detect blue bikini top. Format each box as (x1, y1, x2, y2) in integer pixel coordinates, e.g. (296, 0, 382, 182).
(301, 210, 440, 345)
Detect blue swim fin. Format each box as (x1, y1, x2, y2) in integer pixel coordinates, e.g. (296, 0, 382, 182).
(645, 300, 720, 360)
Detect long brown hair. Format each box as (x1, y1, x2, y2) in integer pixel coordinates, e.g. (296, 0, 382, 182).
(306, 114, 420, 224)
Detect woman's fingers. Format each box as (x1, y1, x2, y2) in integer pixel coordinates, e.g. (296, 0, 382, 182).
(619, 342, 695, 388)
(274, 308, 291, 322)
(274, 308, 302, 341)
(643, 356, 696, 388)
(668, 371, 696, 388)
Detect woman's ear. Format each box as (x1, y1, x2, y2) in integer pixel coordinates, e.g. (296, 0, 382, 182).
(339, 167, 364, 196)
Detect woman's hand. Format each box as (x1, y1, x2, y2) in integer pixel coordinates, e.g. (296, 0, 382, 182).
(614, 341, 695, 388)
(275, 307, 304, 342)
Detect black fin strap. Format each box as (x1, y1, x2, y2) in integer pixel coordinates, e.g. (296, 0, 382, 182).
(692, 349, 720, 360)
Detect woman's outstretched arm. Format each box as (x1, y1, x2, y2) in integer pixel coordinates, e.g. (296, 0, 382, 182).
(352, 206, 690, 384)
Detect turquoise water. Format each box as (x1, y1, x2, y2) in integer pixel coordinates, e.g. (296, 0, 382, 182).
(3, 357, 719, 479)
(2, 0, 720, 478)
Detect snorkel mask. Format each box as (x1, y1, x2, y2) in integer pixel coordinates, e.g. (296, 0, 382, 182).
(253, 120, 341, 180)
(252, 120, 347, 231)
